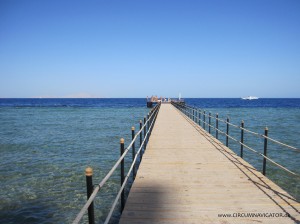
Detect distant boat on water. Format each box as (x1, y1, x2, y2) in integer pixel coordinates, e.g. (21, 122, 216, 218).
(242, 96, 259, 100)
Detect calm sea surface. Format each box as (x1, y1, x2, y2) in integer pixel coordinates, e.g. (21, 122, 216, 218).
(0, 98, 299, 223)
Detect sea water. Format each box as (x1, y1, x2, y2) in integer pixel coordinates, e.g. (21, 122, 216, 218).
(0, 98, 299, 223)
(186, 98, 300, 205)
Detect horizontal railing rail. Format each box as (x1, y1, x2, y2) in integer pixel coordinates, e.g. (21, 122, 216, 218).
(172, 101, 300, 179)
(73, 103, 161, 224)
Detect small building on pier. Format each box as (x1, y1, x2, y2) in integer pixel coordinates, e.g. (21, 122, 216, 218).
(147, 95, 184, 108)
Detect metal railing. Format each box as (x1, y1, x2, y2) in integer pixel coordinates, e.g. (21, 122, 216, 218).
(172, 101, 300, 179)
(73, 103, 161, 224)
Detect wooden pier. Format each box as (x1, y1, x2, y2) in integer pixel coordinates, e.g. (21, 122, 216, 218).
(120, 104, 300, 223)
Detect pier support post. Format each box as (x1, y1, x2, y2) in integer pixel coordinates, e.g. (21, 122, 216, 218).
(240, 121, 244, 158)
(120, 138, 125, 212)
(85, 167, 95, 224)
(263, 127, 268, 176)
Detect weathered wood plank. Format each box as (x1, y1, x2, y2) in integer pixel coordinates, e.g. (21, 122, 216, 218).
(120, 104, 300, 224)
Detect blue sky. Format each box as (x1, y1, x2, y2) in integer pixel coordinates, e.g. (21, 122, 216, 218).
(1, 0, 299, 98)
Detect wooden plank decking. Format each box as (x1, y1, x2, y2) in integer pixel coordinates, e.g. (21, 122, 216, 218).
(120, 104, 300, 224)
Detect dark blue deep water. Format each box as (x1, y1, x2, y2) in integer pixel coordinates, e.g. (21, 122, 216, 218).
(0, 98, 299, 223)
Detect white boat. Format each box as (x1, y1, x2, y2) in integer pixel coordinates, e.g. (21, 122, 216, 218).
(242, 96, 259, 100)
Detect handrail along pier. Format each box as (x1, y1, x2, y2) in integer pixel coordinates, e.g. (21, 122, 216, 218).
(73, 100, 300, 224)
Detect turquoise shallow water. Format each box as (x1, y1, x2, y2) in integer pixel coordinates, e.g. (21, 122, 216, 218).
(0, 101, 149, 223)
(0, 98, 299, 223)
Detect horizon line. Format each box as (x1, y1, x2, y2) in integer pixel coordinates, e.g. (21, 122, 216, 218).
(1, 97, 300, 99)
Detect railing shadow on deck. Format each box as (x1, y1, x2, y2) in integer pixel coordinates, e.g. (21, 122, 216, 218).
(172, 101, 300, 222)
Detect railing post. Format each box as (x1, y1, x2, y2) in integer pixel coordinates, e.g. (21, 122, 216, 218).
(150, 112, 153, 133)
(85, 167, 95, 224)
(139, 120, 143, 161)
(143, 117, 146, 150)
(199, 110, 201, 126)
(192, 108, 194, 121)
(216, 113, 219, 139)
(203, 111, 206, 130)
(193, 107, 195, 122)
(226, 117, 229, 147)
(209, 112, 211, 134)
(120, 138, 125, 212)
(147, 113, 149, 131)
(147, 113, 150, 142)
(240, 121, 244, 158)
(131, 127, 136, 179)
(263, 127, 268, 176)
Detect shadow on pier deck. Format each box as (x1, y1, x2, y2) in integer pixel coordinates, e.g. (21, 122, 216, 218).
(120, 104, 300, 224)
